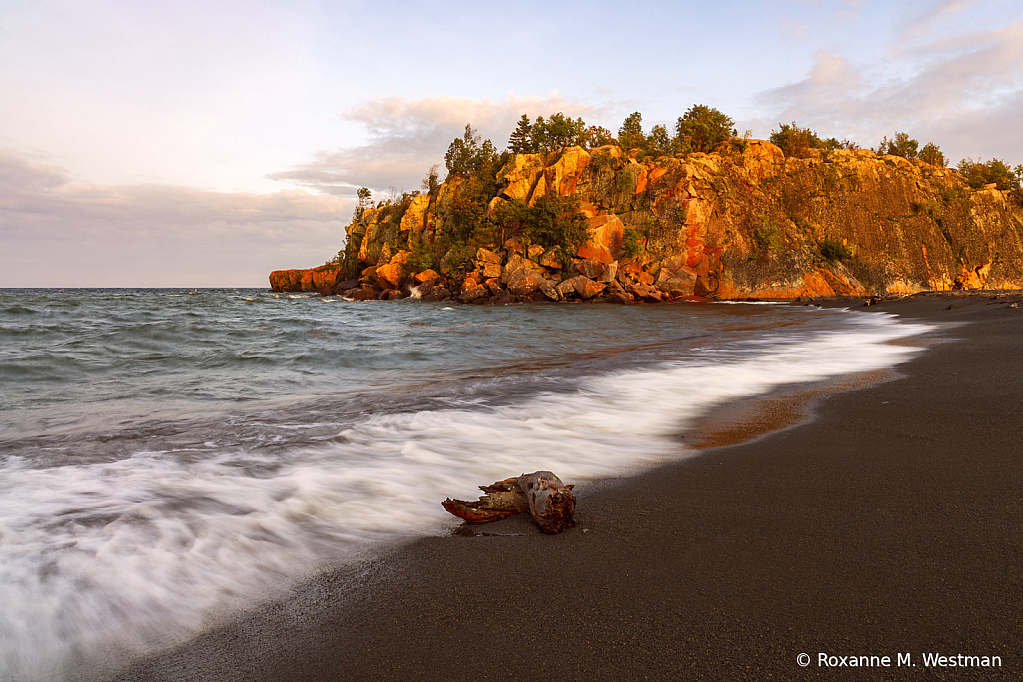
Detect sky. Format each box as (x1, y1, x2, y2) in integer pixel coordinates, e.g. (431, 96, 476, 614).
(1, 0, 1021, 287)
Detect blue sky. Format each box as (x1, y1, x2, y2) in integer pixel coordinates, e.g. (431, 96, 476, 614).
(2, 0, 1021, 286)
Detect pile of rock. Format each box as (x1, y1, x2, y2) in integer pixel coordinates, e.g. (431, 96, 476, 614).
(335, 239, 686, 305)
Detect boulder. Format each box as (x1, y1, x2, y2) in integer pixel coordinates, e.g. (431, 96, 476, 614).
(539, 249, 563, 269)
(422, 287, 450, 302)
(576, 240, 615, 265)
(507, 268, 547, 298)
(375, 262, 405, 290)
(415, 269, 440, 284)
(476, 247, 503, 265)
(563, 275, 605, 299)
(486, 278, 504, 296)
(502, 254, 542, 284)
(607, 291, 636, 304)
(575, 258, 605, 280)
(480, 262, 502, 279)
(556, 279, 576, 298)
(459, 285, 489, 303)
(597, 262, 618, 284)
(493, 290, 517, 305)
(628, 283, 665, 302)
(539, 278, 561, 301)
(350, 287, 379, 301)
(334, 279, 360, 292)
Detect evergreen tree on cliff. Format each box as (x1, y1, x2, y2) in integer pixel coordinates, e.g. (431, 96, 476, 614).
(675, 105, 736, 153)
(508, 114, 534, 153)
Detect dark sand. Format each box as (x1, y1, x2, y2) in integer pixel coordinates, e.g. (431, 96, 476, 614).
(111, 293, 1022, 681)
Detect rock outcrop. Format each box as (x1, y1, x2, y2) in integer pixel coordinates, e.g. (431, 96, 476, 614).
(272, 140, 1023, 300)
(269, 264, 341, 295)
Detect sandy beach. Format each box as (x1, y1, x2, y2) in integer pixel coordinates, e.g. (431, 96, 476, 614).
(109, 293, 1022, 681)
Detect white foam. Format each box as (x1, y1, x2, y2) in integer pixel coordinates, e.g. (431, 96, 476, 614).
(0, 312, 930, 680)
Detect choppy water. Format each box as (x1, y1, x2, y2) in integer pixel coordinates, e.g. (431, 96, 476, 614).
(0, 288, 931, 681)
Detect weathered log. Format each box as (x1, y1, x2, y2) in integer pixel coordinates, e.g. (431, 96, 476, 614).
(441, 477, 528, 522)
(442, 471, 576, 533)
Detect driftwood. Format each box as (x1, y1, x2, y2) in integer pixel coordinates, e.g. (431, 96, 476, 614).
(442, 471, 576, 533)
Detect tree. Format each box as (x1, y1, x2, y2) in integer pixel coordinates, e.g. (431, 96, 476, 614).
(585, 125, 614, 147)
(532, 113, 588, 153)
(769, 122, 821, 158)
(421, 165, 441, 195)
(647, 124, 678, 156)
(675, 105, 736, 153)
(617, 112, 647, 152)
(444, 124, 498, 178)
(918, 143, 946, 167)
(355, 187, 372, 220)
(887, 132, 919, 159)
(508, 114, 534, 153)
(956, 158, 1021, 191)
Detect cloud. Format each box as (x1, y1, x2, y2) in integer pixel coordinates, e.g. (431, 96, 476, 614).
(267, 93, 602, 197)
(0, 149, 349, 287)
(899, 0, 978, 42)
(755, 21, 1023, 161)
(782, 21, 809, 44)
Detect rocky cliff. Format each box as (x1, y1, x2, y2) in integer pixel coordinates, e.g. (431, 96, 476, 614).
(271, 140, 1023, 302)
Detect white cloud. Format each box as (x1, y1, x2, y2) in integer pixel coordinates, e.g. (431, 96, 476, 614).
(755, 21, 1023, 162)
(267, 93, 602, 197)
(0, 149, 349, 287)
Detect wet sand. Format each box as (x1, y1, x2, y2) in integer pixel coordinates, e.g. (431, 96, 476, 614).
(110, 292, 1022, 681)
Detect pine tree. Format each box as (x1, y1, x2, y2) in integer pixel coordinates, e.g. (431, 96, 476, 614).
(508, 114, 534, 153)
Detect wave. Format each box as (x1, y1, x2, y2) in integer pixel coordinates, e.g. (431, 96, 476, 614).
(0, 311, 931, 680)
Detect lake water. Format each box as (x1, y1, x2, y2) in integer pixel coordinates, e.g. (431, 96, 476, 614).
(0, 288, 932, 680)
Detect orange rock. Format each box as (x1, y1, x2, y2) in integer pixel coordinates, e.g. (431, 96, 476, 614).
(479, 262, 502, 279)
(584, 214, 624, 259)
(539, 249, 563, 269)
(269, 264, 341, 295)
(415, 269, 440, 284)
(375, 262, 405, 290)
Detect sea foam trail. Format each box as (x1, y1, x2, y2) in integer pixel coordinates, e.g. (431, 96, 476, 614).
(0, 312, 930, 681)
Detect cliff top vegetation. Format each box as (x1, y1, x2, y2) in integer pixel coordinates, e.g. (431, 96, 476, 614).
(326, 106, 1023, 294)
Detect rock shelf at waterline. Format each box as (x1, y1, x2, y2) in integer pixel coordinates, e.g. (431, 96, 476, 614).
(273, 239, 702, 305)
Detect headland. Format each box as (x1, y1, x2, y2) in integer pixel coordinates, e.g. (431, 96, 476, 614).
(271, 140, 1023, 304)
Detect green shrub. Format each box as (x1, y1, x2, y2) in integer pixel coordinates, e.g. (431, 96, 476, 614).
(956, 158, 1021, 191)
(770, 122, 821, 158)
(818, 238, 854, 261)
(406, 241, 434, 273)
(918, 143, 946, 167)
(752, 213, 783, 252)
(622, 227, 642, 259)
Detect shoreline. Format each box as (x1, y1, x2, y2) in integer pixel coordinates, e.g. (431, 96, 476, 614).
(108, 293, 1021, 681)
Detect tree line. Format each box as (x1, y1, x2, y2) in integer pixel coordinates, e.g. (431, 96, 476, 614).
(336, 107, 1022, 275)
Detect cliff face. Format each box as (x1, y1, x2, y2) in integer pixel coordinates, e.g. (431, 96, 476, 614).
(274, 140, 1023, 299)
